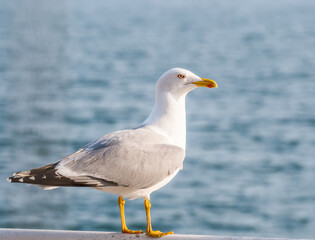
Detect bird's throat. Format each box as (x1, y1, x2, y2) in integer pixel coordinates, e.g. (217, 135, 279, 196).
(142, 91, 187, 149)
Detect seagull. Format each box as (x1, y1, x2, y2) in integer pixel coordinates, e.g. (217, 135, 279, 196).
(8, 68, 218, 238)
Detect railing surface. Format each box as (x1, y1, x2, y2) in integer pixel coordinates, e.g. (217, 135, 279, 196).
(0, 228, 312, 240)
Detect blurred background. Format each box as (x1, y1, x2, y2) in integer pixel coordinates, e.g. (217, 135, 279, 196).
(0, 0, 315, 238)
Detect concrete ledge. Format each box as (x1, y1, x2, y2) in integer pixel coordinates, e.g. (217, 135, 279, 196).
(0, 228, 311, 240)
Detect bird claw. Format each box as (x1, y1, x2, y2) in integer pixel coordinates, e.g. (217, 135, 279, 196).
(146, 230, 174, 238)
(122, 228, 143, 234)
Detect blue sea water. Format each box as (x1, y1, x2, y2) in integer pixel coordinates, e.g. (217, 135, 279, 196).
(0, 0, 315, 238)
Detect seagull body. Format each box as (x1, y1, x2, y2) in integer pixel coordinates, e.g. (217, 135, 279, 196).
(8, 68, 217, 237)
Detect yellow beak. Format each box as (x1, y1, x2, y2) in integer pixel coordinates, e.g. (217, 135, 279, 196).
(192, 78, 218, 88)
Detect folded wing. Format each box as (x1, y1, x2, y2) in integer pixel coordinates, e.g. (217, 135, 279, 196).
(9, 127, 185, 190)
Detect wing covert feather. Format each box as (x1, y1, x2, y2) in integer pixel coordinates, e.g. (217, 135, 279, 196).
(57, 128, 185, 189)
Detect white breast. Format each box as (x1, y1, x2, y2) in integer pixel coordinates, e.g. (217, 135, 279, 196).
(95, 168, 180, 200)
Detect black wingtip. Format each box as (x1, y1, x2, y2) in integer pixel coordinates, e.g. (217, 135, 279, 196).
(7, 176, 24, 183)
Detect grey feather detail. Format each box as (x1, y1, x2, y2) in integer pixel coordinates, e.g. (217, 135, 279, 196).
(9, 127, 185, 191)
(57, 127, 185, 190)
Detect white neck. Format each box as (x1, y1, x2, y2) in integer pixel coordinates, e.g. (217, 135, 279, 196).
(142, 89, 187, 150)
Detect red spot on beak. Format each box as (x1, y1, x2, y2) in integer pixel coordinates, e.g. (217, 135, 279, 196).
(207, 84, 214, 88)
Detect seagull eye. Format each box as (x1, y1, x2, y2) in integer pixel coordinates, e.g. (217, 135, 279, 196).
(177, 74, 185, 79)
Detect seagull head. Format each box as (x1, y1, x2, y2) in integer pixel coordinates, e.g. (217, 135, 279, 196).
(156, 68, 218, 98)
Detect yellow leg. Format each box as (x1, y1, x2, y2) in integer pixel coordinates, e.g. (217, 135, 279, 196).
(144, 198, 174, 238)
(118, 196, 143, 234)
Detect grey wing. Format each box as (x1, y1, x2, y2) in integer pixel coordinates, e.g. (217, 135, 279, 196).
(56, 130, 185, 189)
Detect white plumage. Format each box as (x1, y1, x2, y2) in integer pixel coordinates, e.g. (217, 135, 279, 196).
(9, 68, 217, 237)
